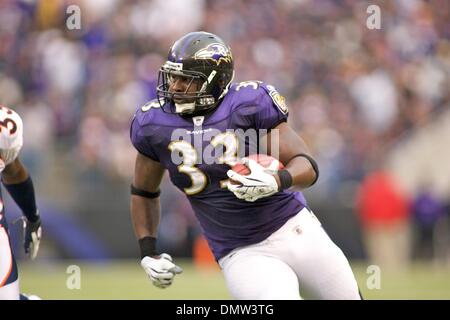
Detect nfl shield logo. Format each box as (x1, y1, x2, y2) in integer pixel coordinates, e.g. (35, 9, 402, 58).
(193, 116, 205, 126)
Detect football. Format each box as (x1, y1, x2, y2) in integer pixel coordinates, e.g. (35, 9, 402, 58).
(230, 154, 284, 178)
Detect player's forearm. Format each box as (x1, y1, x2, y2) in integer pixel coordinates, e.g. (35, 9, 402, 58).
(130, 196, 161, 239)
(2, 158, 39, 222)
(283, 156, 317, 189)
(268, 123, 319, 190)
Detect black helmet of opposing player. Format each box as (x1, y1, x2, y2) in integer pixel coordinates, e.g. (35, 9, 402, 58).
(157, 31, 234, 115)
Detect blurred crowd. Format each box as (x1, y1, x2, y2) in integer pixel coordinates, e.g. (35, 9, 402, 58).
(1, 0, 449, 261)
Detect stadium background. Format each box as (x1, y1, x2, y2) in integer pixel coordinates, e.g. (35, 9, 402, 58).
(1, 0, 449, 299)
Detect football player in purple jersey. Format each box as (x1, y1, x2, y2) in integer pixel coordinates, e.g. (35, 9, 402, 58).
(130, 32, 361, 299)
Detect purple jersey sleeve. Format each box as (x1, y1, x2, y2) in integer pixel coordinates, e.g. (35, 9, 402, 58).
(130, 114, 160, 162)
(231, 82, 289, 131)
(255, 84, 289, 130)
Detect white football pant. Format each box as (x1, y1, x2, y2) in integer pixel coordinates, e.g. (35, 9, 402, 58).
(219, 207, 361, 300)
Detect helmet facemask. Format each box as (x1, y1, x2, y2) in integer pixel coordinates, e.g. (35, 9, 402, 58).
(157, 62, 219, 115)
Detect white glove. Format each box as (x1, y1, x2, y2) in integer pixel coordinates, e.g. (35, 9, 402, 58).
(16, 215, 42, 260)
(226, 158, 280, 202)
(141, 253, 183, 289)
(24, 218, 42, 260)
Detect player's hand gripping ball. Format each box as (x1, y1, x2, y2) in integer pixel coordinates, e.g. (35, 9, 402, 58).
(227, 154, 284, 202)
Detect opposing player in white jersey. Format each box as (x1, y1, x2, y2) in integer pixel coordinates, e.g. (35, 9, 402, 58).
(0, 105, 42, 300)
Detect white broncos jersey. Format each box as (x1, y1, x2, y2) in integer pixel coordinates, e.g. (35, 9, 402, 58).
(0, 106, 23, 173)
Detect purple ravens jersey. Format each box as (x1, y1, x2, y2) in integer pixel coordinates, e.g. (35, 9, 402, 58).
(130, 81, 308, 260)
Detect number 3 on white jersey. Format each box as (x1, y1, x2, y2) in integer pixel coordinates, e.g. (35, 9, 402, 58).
(0, 105, 24, 171)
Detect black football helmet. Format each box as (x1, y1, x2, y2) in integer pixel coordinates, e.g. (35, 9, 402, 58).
(157, 31, 234, 116)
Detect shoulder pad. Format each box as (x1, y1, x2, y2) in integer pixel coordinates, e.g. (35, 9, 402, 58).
(134, 99, 163, 126)
(228, 81, 266, 107)
(261, 84, 288, 115)
(229, 81, 288, 114)
(140, 99, 163, 113)
(0, 105, 23, 150)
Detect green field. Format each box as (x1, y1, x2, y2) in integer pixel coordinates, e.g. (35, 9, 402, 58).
(17, 260, 450, 300)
